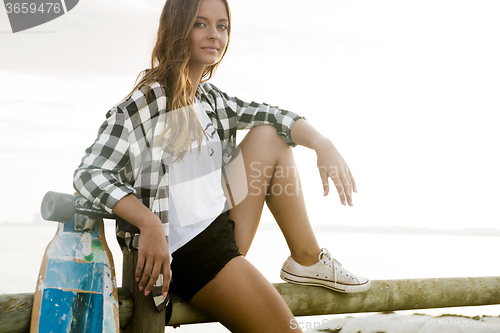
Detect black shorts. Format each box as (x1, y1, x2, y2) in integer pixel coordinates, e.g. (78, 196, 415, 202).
(169, 211, 242, 301)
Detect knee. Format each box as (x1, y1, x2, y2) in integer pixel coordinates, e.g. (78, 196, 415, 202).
(248, 124, 276, 137)
(247, 125, 289, 149)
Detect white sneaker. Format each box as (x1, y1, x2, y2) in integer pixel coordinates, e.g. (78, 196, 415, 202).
(280, 248, 371, 293)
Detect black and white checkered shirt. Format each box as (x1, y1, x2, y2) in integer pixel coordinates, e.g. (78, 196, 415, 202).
(73, 81, 304, 250)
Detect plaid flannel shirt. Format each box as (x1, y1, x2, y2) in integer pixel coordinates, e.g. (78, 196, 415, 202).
(73, 81, 305, 251)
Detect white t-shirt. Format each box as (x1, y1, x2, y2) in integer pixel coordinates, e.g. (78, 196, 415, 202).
(167, 99, 227, 256)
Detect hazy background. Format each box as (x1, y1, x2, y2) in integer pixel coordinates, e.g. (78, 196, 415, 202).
(1, 2, 500, 332)
(1, 0, 499, 231)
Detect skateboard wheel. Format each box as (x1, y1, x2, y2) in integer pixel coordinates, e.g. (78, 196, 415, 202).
(41, 191, 76, 222)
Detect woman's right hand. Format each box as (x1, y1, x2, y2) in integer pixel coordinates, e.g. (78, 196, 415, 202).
(112, 194, 170, 298)
(136, 224, 170, 298)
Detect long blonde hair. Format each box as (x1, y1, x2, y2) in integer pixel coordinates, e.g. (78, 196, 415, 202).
(127, 0, 231, 159)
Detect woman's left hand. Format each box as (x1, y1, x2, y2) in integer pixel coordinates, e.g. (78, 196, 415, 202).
(315, 140, 357, 206)
(289, 119, 357, 206)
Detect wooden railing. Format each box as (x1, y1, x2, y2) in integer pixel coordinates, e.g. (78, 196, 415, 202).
(1, 272, 499, 333)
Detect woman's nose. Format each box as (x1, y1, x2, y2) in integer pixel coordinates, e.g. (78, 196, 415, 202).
(208, 26, 220, 40)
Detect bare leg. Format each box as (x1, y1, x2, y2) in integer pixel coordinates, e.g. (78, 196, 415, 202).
(189, 256, 302, 333)
(227, 125, 321, 265)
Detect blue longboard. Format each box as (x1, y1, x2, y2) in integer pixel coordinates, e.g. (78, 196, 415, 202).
(30, 192, 120, 333)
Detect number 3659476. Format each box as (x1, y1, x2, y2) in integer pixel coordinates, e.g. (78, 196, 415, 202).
(5, 2, 62, 14)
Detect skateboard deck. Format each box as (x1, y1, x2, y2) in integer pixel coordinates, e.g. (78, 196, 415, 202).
(30, 194, 120, 333)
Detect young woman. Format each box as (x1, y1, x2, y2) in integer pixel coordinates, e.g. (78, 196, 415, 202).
(74, 0, 370, 331)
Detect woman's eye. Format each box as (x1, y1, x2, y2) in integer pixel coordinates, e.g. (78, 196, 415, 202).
(194, 22, 205, 28)
(218, 24, 228, 30)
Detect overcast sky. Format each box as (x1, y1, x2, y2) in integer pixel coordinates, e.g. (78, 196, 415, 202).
(1, 0, 499, 230)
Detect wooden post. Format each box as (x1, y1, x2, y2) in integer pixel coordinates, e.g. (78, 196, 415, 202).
(121, 251, 165, 332)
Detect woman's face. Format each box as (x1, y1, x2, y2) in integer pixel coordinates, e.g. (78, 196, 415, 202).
(189, 0, 229, 69)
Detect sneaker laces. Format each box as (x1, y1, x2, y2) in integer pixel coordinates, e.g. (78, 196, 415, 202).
(318, 248, 355, 286)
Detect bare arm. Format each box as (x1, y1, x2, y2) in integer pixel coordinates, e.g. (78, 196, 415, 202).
(113, 194, 170, 298)
(290, 119, 357, 206)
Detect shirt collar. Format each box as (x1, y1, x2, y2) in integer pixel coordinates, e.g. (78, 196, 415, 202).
(197, 83, 216, 116)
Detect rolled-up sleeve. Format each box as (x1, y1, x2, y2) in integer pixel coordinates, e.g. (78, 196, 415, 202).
(208, 84, 305, 147)
(73, 107, 135, 213)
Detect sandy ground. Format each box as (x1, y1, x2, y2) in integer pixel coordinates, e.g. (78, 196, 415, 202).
(164, 312, 500, 332)
(302, 312, 500, 333)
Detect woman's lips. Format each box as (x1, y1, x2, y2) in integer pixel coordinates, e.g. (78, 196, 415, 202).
(202, 47, 219, 53)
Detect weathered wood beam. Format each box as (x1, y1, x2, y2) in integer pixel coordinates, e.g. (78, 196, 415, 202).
(0, 292, 33, 333)
(167, 276, 500, 326)
(1, 277, 499, 332)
